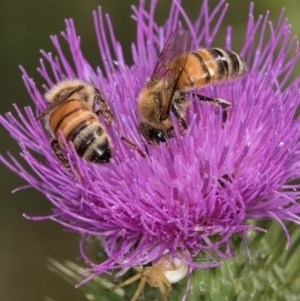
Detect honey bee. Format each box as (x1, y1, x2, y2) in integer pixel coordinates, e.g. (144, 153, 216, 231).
(138, 28, 247, 145)
(38, 79, 144, 166)
(108, 253, 188, 301)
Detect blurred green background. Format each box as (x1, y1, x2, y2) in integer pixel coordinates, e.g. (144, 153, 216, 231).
(0, 1, 299, 300)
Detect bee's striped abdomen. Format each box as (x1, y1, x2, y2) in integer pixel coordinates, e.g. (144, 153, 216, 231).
(48, 99, 111, 163)
(178, 48, 247, 90)
(73, 123, 111, 163)
(208, 48, 246, 78)
(49, 99, 95, 142)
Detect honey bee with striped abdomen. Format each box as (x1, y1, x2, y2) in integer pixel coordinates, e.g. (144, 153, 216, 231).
(38, 79, 144, 166)
(138, 28, 247, 145)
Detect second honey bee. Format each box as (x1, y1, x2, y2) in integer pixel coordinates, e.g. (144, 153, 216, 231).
(38, 79, 144, 166)
(138, 28, 247, 145)
(39, 79, 113, 163)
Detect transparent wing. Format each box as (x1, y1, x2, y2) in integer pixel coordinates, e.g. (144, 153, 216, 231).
(37, 85, 84, 120)
(148, 28, 191, 114)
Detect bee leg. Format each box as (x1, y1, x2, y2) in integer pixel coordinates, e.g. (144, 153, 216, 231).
(51, 140, 71, 171)
(192, 93, 231, 124)
(51, 140, 83, 182)
(120, 136, 146, 158)
(93, 94, 145, 157)
(170, 102, 187, 130)
(94, 94, 116, 125)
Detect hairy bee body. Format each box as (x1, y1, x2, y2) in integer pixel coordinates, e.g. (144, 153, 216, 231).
(137, 28, 247, 145)
(138, 86, 188, 143)
(42, 80, 111, 163)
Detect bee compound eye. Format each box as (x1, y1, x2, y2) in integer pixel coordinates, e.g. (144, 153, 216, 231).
(154, 130, 167, 143)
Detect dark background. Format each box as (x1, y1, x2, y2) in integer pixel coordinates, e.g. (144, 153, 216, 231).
(1, 1, 299, 300)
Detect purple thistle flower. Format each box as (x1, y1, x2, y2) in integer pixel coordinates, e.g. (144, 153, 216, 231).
(1, 0, 300, 300)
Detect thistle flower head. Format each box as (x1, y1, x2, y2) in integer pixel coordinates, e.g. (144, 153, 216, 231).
(1, 1, 300, 300)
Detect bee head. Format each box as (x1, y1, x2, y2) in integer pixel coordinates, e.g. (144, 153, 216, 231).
(139, 123, 172, 145)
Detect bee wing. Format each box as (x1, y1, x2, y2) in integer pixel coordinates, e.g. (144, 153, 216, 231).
(148, 28, 191, 113)
(37, 85, 84, 120)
